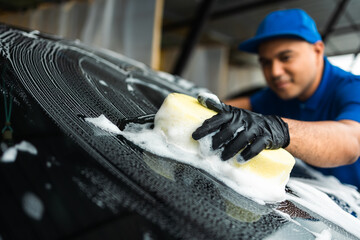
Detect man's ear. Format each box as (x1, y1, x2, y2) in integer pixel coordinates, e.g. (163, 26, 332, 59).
(313, 41, 325, 56)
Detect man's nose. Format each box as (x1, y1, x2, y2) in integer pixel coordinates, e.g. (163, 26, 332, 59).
(271, 60, 284, 77)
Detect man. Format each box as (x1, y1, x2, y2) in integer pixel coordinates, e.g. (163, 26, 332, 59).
(192, 8, 360, 189)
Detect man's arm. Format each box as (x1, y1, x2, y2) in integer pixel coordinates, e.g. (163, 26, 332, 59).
(200, 94, 360, 167)
(224, 97, 252, 110)
(225, 97, 360, 167)
(284, 118, 360, 167)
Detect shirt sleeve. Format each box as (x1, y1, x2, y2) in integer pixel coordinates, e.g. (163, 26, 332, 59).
(334, 77, 360, 122)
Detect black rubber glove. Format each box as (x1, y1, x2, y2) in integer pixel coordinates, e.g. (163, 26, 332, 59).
(192, 93, 290, 161)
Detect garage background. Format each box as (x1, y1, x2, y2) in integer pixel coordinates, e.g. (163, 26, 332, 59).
(1, 0, 359, 99)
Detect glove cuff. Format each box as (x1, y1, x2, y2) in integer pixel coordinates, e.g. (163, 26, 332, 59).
(265, 115, 290, 149)
(276, 116, 290, 148)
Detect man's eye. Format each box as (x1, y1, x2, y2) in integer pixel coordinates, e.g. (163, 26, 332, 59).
(280, 55, 291, 62)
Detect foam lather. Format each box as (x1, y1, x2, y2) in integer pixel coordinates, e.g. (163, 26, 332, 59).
(154, 93, 295, 194)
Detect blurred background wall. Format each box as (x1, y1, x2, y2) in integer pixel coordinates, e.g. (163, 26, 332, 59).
(0, 0, 360, 99)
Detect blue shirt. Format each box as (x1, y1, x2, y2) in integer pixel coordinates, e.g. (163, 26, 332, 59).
(250, 57, 360, 189)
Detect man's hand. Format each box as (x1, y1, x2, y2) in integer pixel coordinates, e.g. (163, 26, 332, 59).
(192, 93, 290, 161)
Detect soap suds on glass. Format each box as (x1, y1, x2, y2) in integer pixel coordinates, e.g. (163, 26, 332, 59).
(1, 141, 37, 163)
(85, 114, 121, 135)
(22, 192, 44, 221)
(85, 114, 360, 238)
(99, 80, 108, 86)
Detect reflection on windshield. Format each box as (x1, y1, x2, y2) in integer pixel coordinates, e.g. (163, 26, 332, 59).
(1, 24, 360, 239)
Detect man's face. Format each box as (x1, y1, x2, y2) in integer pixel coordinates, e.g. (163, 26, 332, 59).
(258, 38, 324, 101)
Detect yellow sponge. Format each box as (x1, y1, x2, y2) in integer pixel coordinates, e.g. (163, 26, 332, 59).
(154, 93, 217, 153)
(232, 148, 295, 184)
(154, 93, 295, 182)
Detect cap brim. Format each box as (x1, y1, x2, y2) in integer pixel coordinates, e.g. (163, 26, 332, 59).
(238, 33, 308, 54)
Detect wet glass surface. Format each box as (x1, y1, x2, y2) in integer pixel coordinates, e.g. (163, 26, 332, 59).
(0, 24, 360, 240)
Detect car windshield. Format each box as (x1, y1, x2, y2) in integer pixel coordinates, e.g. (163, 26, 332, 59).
(0, 24, 360, 240)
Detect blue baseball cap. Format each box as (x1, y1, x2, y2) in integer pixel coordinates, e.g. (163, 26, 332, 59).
(238, 9, 322, 53)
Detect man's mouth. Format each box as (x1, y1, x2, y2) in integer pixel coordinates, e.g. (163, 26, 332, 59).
(274, 80, 291, 89)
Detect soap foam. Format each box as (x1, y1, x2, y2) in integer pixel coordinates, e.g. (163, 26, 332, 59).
(1, 141, 37, 163)
(85, 114, 121, 134)
(86, 114, 360, 238)
(22, 192, 44, 221)
(197, 92, 222, 108)
(285, 161, 360, 238)
(85, 114, 288, 203)
(287, 178, 360, 238)
(315, 229, 332, 240)
(122, 124, 276, 203)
